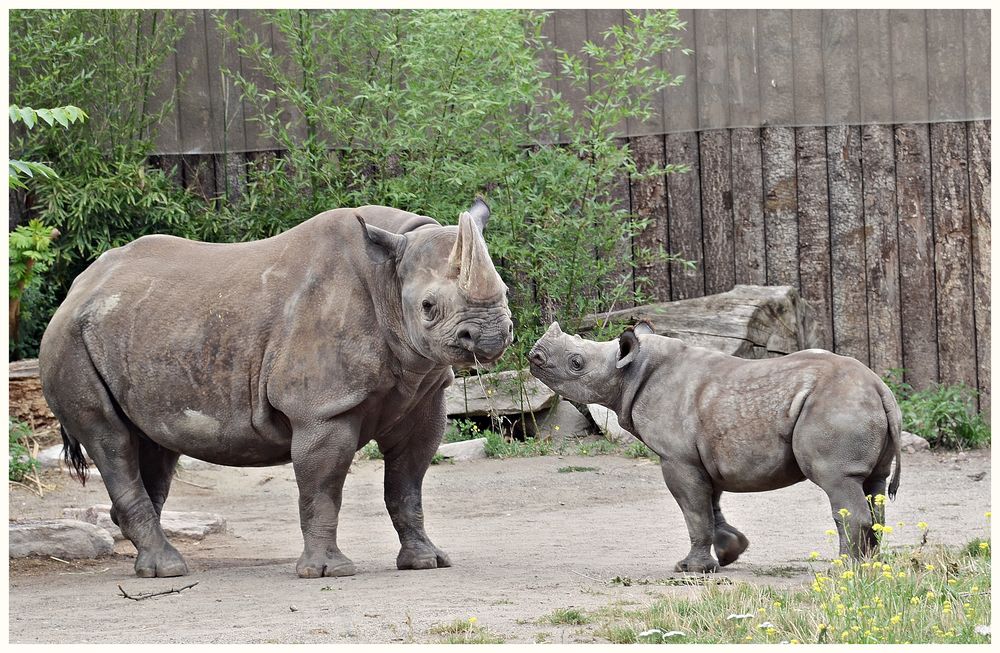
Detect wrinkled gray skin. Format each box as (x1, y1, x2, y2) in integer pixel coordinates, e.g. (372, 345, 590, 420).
(39, 199, 513, 578)
(528, 322, 901, 573)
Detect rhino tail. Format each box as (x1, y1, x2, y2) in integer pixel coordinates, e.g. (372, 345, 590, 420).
(879, 382, 902, 500)
(61, 425, 90, 486)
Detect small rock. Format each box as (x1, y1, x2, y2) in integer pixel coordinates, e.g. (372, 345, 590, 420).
(9, 519, 115, 559)
(587, 404, 636, 444)
(533, 400, 594, 442)
(900, 430, 930, 454)
(445, 369, 557, 417)
(62, 504, 226, 541)
(436, 437, 488, 461)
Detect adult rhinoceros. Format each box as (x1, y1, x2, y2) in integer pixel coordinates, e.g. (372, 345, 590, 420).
(39, 198, 513, 578)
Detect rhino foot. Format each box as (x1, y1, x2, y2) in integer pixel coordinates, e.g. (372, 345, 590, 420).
(296, 551, 356, 578)
(135, 544, 189, 578)
(714, 527, 750, 567)
(397, 543, 451, 570)
(674, 556, 720, 574)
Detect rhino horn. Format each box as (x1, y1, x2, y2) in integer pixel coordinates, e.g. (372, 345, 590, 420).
(447, 211, 505, 302)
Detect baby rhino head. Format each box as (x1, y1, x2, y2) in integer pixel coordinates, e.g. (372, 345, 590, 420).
(527, 321, 652, 405)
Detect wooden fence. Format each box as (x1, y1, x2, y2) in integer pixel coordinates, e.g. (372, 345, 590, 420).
(149, 120, 991, 413)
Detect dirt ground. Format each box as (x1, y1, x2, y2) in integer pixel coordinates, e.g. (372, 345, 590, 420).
(7, 447, 992, 644)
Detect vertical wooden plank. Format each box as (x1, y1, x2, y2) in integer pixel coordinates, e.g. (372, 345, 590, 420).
(861, 124, 902, 377)
(963, 10, 991, 120)
(538, 9, 562, 143)
(552, 9, 590, 134)
(269, 9, 308, 146)
(239, 10, 280, 152)
(822, 10, 860, 125)
(726, 9, 760, 128)
(598, 138, 634, 311)
(699, 130, 734, 294)
(662, 8, 698, 133)
(175, 10, 215, 155)
(586, 9, 626, 136)
(207, 10, 247, 154)
(926, 10, 967, 123)
(894, 123, 939, 390)
(791, 10, 824, 125)
(731, 128, 767, 285)
(889, 10, 929, 124)
(631, 134, 671, 301)
(761, 126, 798, 287)
(827, 125, 869, 364)
(967, 120, 991, 413)
(857, 10, 893, 125)
(664, 132, 704, 299)
(694, 9, 729, 130)
(147, 9, 182, 154)
(757, 9, 794, 126)
(795, 127, 832, 349)
(626, 10, 665, 136)
(930, 122, 977, 390)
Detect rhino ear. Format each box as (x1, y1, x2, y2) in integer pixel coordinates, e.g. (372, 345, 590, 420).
(467, 196, 491, 232)
(632, 320, 654, 336)
(617, 328, 640, 369)
(357, 215, 406, 261)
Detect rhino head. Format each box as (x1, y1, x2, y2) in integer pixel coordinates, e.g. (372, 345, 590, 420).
(527, 321, 654, 405)
(359, 198, 513, 368)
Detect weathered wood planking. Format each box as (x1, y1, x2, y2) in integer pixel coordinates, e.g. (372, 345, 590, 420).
(599, 137, 634, 311)
(761, 127, 798, 288)
(237, 10, 280, 152)
(794, 126, 832, 349)
(889, 9, 929, 124)
(926, 10, 967, 122)
(725, 10, 760, 128)
(630, 134, 671, 302)
(695, 10, 729, 129)
(662, 8, 698, 133)
(791, 10, 824, 126)
(893, 124, 939, 390)
(861, 124, 902, 377)
(145, 9, 182, 153)
(967, 120, 991, 413)
(586, 9, 626, 136)
(664, 132, 705, 300)
(963, 10, 991, 120)
(699, 130, 735, 295)
(826, 125, 869, 365)
(730, 128, 766, 285)
(930, 122, 977, 390)
(857, 10, 893, 127)
(822, 9, 860, 125)
(756, 9, 795, 126)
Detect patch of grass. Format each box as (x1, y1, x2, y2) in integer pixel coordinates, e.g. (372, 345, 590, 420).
(748, 564, 810, 579)
(534, 632, 551, 643)
(623, 440, 659, 460)
(544, 607, 590, 625)
(484, 430, 553, 458)
(443, 419, 484, 444)
(429, 618, 505, 644)
(8, 418, 38, 482)
(883, 370, 990, 449)
(557, 465, 599, 473)
(573, 438, 621, 456)
(594, 532, 992, 644)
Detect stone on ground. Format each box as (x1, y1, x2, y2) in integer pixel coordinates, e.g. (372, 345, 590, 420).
(533, 400, 593, 442)
(436, 437, 488, 461)
(62, 505, 226, 541)
(446, 369, 557, 417)
(587, 404, 636, 444)
(900, 430, 930, 453)
(9, 519, 115, 559)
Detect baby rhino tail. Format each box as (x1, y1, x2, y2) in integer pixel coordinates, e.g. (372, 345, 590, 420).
(61, 425, 90, 486)
(878, 382, 902, 499)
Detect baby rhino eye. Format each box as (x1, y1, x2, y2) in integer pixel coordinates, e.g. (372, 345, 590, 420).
(569, 355, 584, 372)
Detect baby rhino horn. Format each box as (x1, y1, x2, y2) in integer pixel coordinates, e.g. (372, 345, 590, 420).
(448, 211, 506, 302)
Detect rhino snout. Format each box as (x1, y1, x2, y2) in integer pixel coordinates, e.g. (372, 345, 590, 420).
(456, 316, 513, 362)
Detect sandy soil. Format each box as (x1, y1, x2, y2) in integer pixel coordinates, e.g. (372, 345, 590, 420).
(8, 448, 991, 644)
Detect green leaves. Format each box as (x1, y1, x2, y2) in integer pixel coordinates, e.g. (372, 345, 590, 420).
(9, 104, 87, 130)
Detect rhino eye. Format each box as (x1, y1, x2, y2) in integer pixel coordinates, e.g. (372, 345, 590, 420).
(569, 355, 584, 372)
(421, 298, 437, 319)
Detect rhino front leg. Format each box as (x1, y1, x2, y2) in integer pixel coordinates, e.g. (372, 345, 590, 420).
(384, 399, 451, 571)
(291, 418, 359, 578)
(661, 460, 719, 573)
(713, 490, 750, 567)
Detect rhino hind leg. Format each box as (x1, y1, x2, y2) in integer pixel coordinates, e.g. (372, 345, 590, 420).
(819, 477, 875, 559)
(712, 491, 750, 567)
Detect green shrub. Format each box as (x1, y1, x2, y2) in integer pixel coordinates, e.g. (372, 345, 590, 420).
(883, 370, 990, 449)
(9, 419, 38, 482)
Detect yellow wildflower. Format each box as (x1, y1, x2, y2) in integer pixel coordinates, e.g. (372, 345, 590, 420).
(790, 639, 799, 645)
(978, 541, 989, 550)
(971, 585, 979, 592)
(832, 558, 844, 567)
(468, 617, 478, 624)
(840, 631, 849, 640)
(925, 590, 935, 599)
(910, 597, 920, 605)
(839, 508, 850, 518)
(882, 571, 893, 579)
(917, 521, 928, 530)
(841, 570, 855, 580)
(872, 523, 884, 533)
(947, 578, 957, 585)
(766, 627, 776, 636)
(924, 564, 935, 571)
(809, 551, 820, 560)
(897, 571, 906, 578)
(874, 494, 887, 506)
(890, 615, 902, 625)
(825, 529, 836, 537)
(882, 525, 893, 534)
(773, 601, 782, 609)
(986, 512, 992, 519)
(745, 635, 753, 641)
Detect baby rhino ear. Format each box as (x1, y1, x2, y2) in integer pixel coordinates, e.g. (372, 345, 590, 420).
(632, 320, 654, 336)
(617, 328, 641, 369)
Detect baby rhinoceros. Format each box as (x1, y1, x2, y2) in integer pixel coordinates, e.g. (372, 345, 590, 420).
(528, 321, 901, 573)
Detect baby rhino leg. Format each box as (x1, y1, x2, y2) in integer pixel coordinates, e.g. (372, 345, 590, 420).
(661, 461, 719, 573)
(713, 490, 750, 567)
